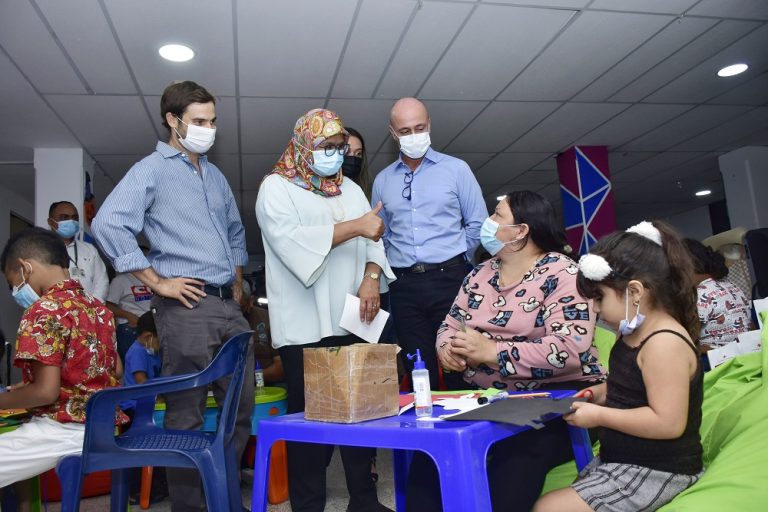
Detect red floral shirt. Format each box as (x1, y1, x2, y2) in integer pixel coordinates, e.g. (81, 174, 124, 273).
(15, 279, 123, 423)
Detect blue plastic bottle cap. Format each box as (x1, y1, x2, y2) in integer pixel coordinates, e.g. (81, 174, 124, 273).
(407, 349, 426, 370)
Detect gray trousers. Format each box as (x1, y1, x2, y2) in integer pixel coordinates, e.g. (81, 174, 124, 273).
(152, 295, 254, 512)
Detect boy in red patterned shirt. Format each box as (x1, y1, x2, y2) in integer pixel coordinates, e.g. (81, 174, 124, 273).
(0, 228, 123, 488)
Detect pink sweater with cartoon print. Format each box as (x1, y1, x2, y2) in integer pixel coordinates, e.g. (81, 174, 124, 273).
(436, 253, 605, 390)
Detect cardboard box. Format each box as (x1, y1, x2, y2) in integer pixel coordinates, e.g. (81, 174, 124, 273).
(304, 343, 399, 423)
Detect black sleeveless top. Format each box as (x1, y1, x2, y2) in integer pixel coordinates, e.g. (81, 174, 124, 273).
(599, 329, 703, 475)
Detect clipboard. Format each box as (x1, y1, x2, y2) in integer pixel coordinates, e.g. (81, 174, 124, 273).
(442, 396, 585, 429)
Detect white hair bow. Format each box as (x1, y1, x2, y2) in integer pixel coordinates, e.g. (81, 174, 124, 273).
(626, 221, 662, 246)
(578, 254, 613, 282)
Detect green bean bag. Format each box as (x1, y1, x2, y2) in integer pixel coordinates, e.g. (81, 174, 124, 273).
(659, 347, 767, 511)
(542, 326, 768, 511)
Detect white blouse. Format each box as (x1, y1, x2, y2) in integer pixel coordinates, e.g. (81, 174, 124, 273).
(255, 174, 395, 348)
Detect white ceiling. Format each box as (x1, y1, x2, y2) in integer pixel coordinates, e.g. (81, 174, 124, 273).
(0, 0, 767, 255)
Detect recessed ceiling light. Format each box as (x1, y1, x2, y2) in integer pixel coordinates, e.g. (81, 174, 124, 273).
(717, 63, 748, 77)
(496, 195, 506, 201)
(695, 189, 712, 197)
(158, 44, 194, 62)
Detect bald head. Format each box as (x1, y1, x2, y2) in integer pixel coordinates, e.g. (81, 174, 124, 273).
(389, 97, 430, 140)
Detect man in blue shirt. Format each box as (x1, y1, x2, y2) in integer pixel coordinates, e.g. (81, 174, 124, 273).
(92, 81, 253, 512)
(372, 97, 487, 390)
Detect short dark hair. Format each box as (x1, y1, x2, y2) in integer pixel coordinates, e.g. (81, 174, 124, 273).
(160, 81, 216, 131)
(504, 190, 568, 254)
(1, 227, 69, 272)
(684, 238, 728, 280)
(48, 201, 76, 218)
(136, 311, 157, 336)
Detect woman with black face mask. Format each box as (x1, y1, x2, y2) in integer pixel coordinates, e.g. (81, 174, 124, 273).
(343, 127, 373, 201)
(341, 127, 390, 485)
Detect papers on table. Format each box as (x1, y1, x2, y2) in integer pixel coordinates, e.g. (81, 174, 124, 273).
(398, 392, 482, 416)
(339, 293, 390, 344)
(707, 329, 763, 369)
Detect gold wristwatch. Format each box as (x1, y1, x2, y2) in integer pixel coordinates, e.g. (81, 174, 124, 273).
(366, 272, 380, 281)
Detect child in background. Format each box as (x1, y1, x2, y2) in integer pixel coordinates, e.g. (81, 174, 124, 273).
(683, 238, 751, 352)
(0, 228, 123, 488)
(122, 310, 168, 505)
(535, 221, 704, 512)
(123, 311, 161, 386)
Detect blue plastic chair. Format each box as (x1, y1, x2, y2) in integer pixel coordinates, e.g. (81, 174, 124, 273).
(56, 330, 253, 512)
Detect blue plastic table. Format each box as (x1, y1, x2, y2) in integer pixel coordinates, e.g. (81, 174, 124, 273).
(251, 390, 592, 511)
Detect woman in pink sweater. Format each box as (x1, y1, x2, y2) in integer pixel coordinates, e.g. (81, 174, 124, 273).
(406, 191, 606, 512)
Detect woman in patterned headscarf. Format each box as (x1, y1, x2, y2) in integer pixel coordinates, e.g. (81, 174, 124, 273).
(271, 108, 347, 197)
(255, 109, 395, 512)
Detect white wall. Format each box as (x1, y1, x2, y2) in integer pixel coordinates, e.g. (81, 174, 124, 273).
(0, 185, 35, 381)
(33, 148, 89, 228)
(719, 146, 768, 230)
(663, 205, 713, 241)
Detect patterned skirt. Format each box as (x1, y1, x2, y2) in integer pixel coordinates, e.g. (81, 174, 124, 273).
(572, 456, 703, 512)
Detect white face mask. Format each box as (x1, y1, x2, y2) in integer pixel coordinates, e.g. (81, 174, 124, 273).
(398, 131, 431, 159)
(175, 117, 216, 154)
(144, 335, 157, 356)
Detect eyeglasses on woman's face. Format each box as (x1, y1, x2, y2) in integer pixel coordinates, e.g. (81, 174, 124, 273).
(316, 143, 350, 157)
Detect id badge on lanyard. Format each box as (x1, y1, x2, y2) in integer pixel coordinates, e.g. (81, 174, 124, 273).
(69, 241, 85, 278)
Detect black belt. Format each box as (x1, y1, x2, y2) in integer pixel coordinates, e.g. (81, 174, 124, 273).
(203, 284, 233, 299)
(392, 254, 466, 274)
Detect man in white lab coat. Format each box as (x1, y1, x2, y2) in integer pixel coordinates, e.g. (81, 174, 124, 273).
(47, 201, 109, 302)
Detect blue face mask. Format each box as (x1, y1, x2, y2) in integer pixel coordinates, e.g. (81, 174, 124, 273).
(309, 150, 344, 177)
(618, 288, 645, 336)
(480, 218, 525, 256)
(12, 266, 40, 310)
(55, 219, 79, 239)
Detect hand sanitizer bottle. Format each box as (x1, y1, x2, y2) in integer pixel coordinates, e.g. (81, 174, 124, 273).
(254, 361, 265, 396)
(407, 350, 432, 417)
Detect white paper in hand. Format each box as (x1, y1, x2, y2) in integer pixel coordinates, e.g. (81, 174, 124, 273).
(339, 293, 390, 343)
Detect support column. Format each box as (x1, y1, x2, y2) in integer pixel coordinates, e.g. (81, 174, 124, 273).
(718, 146, 768, 230)
(33, 148, 92, 230)
(556, 146, 617, 255)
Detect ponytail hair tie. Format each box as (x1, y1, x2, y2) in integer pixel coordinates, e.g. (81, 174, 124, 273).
(578, 254, 613, 282)
(626, 221, 662, 246)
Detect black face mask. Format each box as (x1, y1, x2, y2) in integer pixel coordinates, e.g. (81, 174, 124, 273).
(341, 155, 363, 180)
